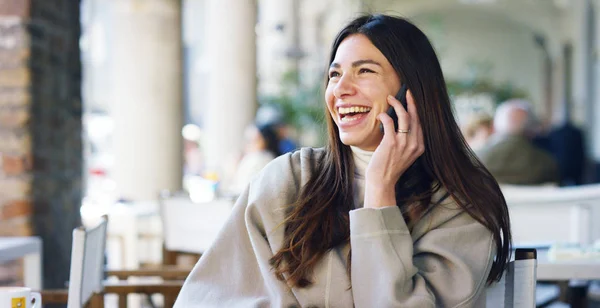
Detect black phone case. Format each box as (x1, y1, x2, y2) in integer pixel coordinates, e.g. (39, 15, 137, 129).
(380, 84, 408, 133)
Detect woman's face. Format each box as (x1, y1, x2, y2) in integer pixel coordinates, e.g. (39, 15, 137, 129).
(325, 34, 401, 151)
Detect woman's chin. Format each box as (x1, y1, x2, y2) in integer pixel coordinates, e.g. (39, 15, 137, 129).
(339, 133, 381, 151)
(339, 135, 369, 149)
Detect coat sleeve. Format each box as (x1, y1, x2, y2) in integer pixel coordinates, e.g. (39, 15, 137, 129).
(350, 205, 495, 308)
(173, 186, 299, 308)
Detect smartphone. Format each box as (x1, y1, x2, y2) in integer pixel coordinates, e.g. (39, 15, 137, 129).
(380, 84, 408, 133)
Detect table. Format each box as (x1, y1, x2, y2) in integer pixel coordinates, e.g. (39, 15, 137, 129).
(537, 248, 600, 281)
(514, 244, 600, 281)
(530, 247, 600, 307)
(535, 249, 600, 281)
(0, 237, 42, 289)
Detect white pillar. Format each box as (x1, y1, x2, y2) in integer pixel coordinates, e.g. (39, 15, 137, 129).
(258, 0, 297, 95)
(204, 0, 257, 176)
(299, 0, 331, 87)
(322, 0, 363, 49)
(182, 0, 208, 126)
(110, 0, 183, 200)
(572, 0, 593, 128)
(547, 37, 565, 126)
(592, 0, 600, 161)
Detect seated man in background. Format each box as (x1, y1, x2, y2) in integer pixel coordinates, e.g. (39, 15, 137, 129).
(476, 100, 559, 185)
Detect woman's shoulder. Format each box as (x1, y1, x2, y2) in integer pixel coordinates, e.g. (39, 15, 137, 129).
(256, 146, 324, 179)
(413, 185, 491, 238)
(243, 149, 276, 162)
(245, 147, 325, 207)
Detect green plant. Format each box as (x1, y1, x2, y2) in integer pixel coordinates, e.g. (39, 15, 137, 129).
(446, 78, 529, 106)
(258, 70, 327, 145)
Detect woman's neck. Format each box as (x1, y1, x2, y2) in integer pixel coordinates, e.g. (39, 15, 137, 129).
(350, 146, 373, 178)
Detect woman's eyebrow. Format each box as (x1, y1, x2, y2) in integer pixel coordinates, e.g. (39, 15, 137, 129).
(329, 59, 383, 69)
(352, 59, 382, 67)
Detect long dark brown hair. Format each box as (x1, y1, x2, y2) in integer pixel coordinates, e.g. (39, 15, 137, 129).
(270, 14, 511, 288)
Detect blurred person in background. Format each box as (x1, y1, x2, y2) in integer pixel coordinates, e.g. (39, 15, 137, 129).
(176, 14, 511, 307)
(256, 105, 298, 154)
(530, 103, 587, 186)
(226, 123, 282, 196)
(545, 119, 586, 186)
(273, 122, 297, 153)
(463, 114, 494, 152)
(476, 99, 559, 185)
(182, 124, 204, 176)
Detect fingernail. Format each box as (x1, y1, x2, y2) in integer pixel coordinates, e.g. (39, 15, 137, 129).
(387, 95, 394, 101)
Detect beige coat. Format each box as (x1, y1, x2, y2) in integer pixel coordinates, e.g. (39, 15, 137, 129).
(175, 147, 495, 307)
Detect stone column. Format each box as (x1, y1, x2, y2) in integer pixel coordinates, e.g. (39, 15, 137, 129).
(592, 0, 600, 161)
(548, 37, 566, 126)
(536, 34, 566, 127)
(110, 0, 184, 201)
(258, 0, 297, 95)
(572, 0, 594, 133)
(203, 0, 257, 176)
(0, 0, 83, 288)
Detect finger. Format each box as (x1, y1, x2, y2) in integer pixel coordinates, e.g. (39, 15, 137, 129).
(414, 120, 425, 156)
(377, 113, 396, 139)
(407, 90, 426, 155)
(387, 95, 410, 131)
(406, 90, 419, 134)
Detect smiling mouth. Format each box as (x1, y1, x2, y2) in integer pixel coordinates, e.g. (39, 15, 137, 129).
(339, 106, 372, 123)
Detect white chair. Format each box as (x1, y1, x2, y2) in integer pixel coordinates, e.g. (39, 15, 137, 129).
(501, 184, 600, 246)
(501, 184, 600, 306)
(67, 215, 109, 307)
(159, 191, 234, 263)
(40, 215, 185, 307)
(40, 215, 109, 307)
(486, 248, 538, 307)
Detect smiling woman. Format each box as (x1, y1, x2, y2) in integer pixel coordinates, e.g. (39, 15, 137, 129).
(175, 14, 511, 308)
(325, 36, 401, 152)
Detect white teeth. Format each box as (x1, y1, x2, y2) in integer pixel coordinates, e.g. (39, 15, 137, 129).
(341, 115, 360, 122)
(338, 106, 371, 115)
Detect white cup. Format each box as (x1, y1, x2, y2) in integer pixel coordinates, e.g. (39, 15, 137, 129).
(0, 287, 41, 308)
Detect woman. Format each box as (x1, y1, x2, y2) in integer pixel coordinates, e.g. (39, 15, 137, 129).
(229, 124, 282, 195)
(175, 14, 511, 307)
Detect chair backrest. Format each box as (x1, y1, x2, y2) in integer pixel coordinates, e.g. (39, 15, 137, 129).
(486, 248, 537, 307)
(159, 191, 233, 255)
(501, 184, 600, 245)
(67, 215, 108, 308)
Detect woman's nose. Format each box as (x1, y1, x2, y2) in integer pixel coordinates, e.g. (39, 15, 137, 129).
(333, 74, 356, 99)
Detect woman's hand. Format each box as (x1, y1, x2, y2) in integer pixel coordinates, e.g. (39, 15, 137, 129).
(364, 90, 425, 209)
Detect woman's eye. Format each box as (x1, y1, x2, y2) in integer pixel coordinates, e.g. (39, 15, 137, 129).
(329, 71, 340, 79)
(359, 68, 375, 74)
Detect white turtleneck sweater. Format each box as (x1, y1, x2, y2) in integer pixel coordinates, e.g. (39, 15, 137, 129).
(350, 146, 372, 209)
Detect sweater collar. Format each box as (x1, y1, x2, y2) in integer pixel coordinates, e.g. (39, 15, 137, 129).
(350, 146, 373, 178)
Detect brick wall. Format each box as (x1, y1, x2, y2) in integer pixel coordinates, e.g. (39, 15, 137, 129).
(0, 0, 82, 288)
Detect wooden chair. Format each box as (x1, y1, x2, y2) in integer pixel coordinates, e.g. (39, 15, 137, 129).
(101, 193, 234, 307)
(40, 215, 184, 308)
